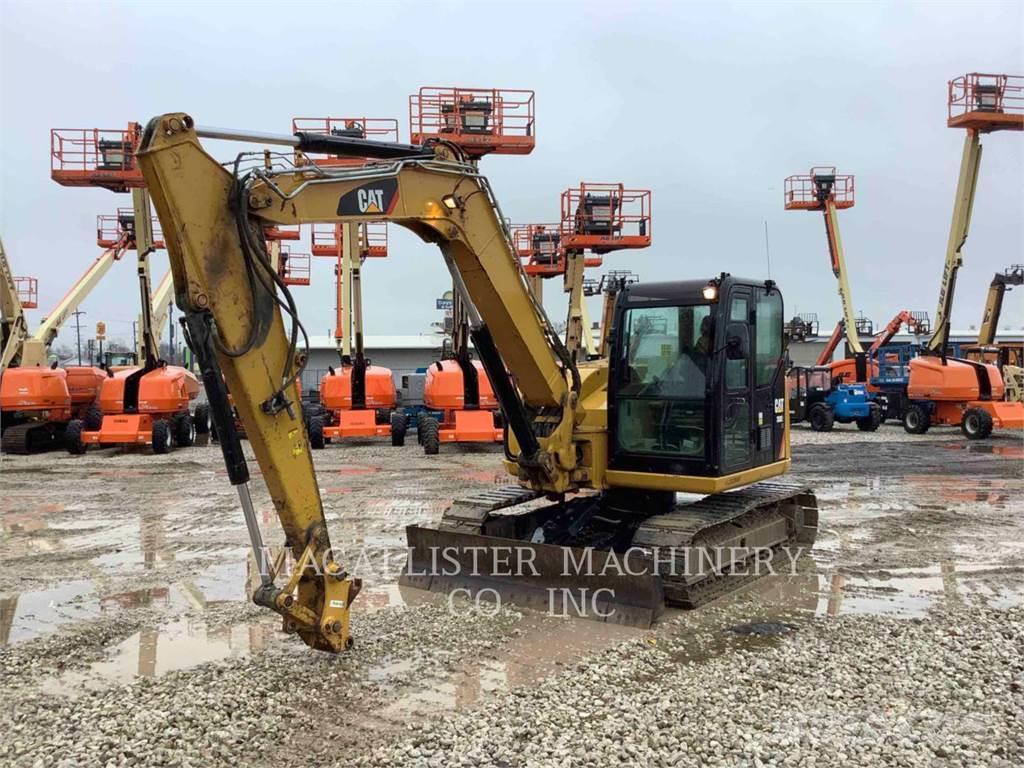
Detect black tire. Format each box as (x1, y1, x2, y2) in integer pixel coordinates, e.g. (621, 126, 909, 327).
(174, 413, 196, 447)
(83, 405, 103, 431)
(391, 411, 407, 447)
(961, 408, 993, 440)
(152, 419, 173, 454)
(376, 409, 391, 426)
(194, 404, 210, 434)
(421, 416, 440, 455)
(309, 416, 325, 450)
(65, 419, 87, 455)
(808, 404, 834, 432)
(210, 418, 219, 443)
(903, 403, 931, 435)
(416, 412, 427, 445)
(856, 403, 882, 432)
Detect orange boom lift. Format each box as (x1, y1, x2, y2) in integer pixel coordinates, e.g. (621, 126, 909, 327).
(51, 124, 202, 454)
(410, 86, 534, 454)
(66, 194, 202, 454)
(559, 183, 651, 361)
(295, 116, 404, 447)
(0, 233, 131, 453)
(896, 74, 1024, 438)
(784, 167, 868, 380)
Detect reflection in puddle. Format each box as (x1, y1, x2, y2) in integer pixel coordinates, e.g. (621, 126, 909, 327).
(821, 563, 1023, 617)
(375, 606, 644, 719)
(942, 442, 1024, 458)
(40, 617, 280, 695)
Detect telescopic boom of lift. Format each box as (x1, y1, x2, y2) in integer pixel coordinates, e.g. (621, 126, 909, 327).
(0, 236, 37, 371)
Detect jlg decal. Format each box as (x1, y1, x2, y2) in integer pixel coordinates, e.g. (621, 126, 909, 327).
(337, 178, 398, 216)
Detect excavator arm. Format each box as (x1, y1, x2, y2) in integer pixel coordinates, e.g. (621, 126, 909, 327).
(135, 114, 577, 652)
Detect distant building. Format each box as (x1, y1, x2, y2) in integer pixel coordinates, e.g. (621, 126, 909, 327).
(302, 335, 445, 393)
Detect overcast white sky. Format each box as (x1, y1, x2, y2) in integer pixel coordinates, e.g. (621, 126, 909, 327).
(2, 0, 1022, 350)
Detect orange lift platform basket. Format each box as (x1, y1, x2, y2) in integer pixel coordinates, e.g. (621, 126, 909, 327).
(264, 224, 301, 242)
(14, 276, 37, 308)
(783, 168, 855, 211)
(51, 124, 146, 193)
(311, 222, 389, 258)
(96, 208, 165, 249)
(947, 73, 1024, 132)
(409, 87, 535, 157)
(291, 118, 401, 167)
(559, 184, 652, 253)
(277, 245, 311, 287)
(515, 223, 604, 277)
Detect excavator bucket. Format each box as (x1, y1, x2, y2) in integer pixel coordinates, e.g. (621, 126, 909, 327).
(401, 482, 819, 628)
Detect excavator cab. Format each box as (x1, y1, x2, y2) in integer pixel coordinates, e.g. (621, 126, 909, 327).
(609, 275, 787, 477)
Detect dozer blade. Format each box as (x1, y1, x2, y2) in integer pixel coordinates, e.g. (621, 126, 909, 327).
(400, 482, 818, 628)
(402, 525, 666, 628)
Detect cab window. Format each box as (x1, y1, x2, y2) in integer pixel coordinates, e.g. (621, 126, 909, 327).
(616, 304, 712, 458)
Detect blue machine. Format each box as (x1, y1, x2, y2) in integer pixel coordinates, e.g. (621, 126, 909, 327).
(869, 344, 919, 422)
(788, 366, 882, 432)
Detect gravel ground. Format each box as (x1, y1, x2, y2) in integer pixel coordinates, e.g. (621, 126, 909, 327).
(0, 425, 1021, 767)
(356, 604, 1024, 768)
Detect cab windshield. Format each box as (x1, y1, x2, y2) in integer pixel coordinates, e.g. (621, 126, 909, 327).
(616, 303, 711, 457)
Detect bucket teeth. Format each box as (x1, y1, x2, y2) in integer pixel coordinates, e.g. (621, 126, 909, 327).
(401, 481, 819, 627)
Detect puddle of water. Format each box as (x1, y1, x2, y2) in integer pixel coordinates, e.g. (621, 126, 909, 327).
(370, 601, 645, 720)
(821, 563, 1024, 618)
(40, 617, 280, 696)
(353, 583, 406, 613)
(0, 580, 99, 644)
(942, 442, 1024, 459)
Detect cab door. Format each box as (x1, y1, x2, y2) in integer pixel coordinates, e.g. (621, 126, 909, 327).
(721, 287, 754, 473)
(752, 287, 786, 465)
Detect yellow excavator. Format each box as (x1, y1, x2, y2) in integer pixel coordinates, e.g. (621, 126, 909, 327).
(137, 113, 817, 653)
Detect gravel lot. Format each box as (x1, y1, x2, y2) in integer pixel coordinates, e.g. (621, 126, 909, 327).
(0, 425, 1021, 767)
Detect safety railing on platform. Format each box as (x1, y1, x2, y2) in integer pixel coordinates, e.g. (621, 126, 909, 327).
(409, 87, 535, 157)
(784, 168, 855, 210)
(948, 73, 1024, 130)
(311, 223, 388, 258)
(51, 124, 145, 192)
(560, 184, 651, 253)
(96, 209, 165, 249)
(14, 276, 38, 308)
(279, 246, 311, 286)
